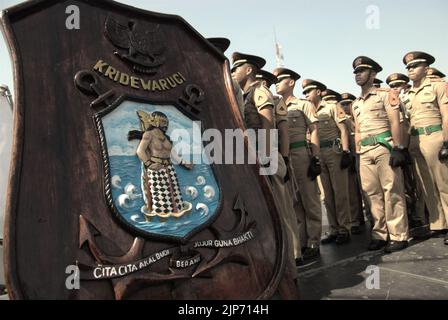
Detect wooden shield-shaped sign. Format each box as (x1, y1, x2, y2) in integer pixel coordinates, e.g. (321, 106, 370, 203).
(1, 0, 292, 299)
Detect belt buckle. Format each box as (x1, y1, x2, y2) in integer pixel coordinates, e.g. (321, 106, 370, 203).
(371, 136, 377, 145)
(423, 127, 431, 135)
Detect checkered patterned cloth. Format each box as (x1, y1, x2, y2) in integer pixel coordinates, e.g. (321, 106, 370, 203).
(142, 164, 183, 215)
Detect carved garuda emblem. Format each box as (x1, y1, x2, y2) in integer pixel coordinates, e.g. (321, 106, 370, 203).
(104, 15, 165, 74)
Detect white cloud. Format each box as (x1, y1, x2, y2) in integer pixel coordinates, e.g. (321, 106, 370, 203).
(108, 143, 138, 156)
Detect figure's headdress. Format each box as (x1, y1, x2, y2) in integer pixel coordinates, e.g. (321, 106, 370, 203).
(137, 110, 169, 132)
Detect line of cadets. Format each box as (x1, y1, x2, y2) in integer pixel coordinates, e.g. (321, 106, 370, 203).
(207, 38, 448, 273)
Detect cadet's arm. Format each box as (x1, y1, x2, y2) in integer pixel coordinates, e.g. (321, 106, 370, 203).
(438, 84, 448, 141)
(397, 101, 410, 147)
(137, 132, 152, 163)
(345, 117, 355, 134)
(441, 103, 448, 141)
(387, 107, 403, 146)
(336, 120, 350, 151)
(401, 118, 410, 147)
(277, 120, 290, 157)
(259, 105, 274, 157)
(308, 123, 320, 156)
(354, 114, 361, 153)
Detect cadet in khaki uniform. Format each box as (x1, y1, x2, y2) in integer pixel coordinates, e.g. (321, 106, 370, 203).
(305, 85, 352, 244)
(373, 78, 383, 88)
(386, 73, 428, 233)
(273, 68, 322, 261)
(340, 92, 365, 233)
(207, 38, 245, 118)
(426, 67, 446, 80)
(256, 69, 303, 264)
(231, 53, 299, 289)
(352, 56, 409, 252)
(402, 51, 448, 245)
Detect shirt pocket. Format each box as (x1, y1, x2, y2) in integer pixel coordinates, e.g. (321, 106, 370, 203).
(287, 110, 303, 127)
(419, 90, 437, 109)
(318, 112, 332, 125)
(369, 98, 386, 118)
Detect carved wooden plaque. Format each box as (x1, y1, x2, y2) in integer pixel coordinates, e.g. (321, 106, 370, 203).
(1, 0, 294, 299)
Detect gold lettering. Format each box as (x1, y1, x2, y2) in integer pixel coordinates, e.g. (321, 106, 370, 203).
(152, 81, 161, 91)
(159, 79, 170, 91)
(173, 73, 184, 85)
(119, 73, 130, 86)
(166, 76, 177, 88)
(130, 76, 140, 89)
(93, 60, 108, 73)
(92, 61, 187, 91)
(114, 70, 120, 82)
(141, 79, 152, 91)
(104, 66, 117, 80)
(178, 72, 186, 81)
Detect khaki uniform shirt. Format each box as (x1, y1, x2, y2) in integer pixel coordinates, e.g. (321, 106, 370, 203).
(273, 96, 288, 129)
(402, 77, 448, 128)
(286, 97, 318, 144)
(352, 88, 400, 154)
(243, 81, 274, 130)
(316, 101, 345, 141)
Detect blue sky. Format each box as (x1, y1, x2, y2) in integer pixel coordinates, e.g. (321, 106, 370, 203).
(0, 0, 447, 96)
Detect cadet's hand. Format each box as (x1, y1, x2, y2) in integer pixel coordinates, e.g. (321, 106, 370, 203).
(403, 148, 412, 165)
(307, 156, 321, 181)
(439, 141, 448, 163)
(340, 150, 352, 169)
(389, 147, 407, 168)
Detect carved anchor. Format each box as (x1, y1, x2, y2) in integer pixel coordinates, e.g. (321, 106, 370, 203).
(177, 84, 205, 115)
(74, 70, 118, 108)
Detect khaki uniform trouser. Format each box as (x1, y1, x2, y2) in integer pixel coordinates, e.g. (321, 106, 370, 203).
(348, 169, 363, 227)
(290, 147, 322, 247)
(359, 146, 409, 241)
(402, 159, 426, 225)
(320, 148, 351, 234)
(409, 131, 448, 230)
(270, 154, 301, 280)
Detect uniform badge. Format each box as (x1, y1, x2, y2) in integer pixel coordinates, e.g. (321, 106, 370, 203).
(275, 99, 288, 116)
(254, 87, 269, 108)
